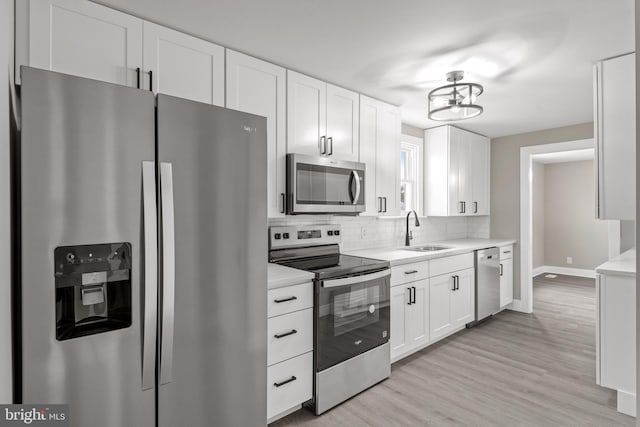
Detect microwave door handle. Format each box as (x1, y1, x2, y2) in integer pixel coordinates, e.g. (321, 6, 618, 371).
(141, 161, 158, 391)
(350, 170, 361, 205)
(321, 269, 390, 288)
(159, 162, 176, 386)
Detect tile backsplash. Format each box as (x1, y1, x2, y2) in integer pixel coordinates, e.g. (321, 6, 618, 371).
(268, 215, 490, 251)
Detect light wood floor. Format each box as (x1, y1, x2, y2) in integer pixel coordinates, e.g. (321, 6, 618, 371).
(271, 274, 635, 427)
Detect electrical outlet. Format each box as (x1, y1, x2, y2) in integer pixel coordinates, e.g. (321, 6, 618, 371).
(361, 226, 367, 239)
(566, 257, 573, 265)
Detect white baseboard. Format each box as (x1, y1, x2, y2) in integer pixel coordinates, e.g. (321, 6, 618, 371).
(617, 389, 636, 417)
(532, 265, 596, 279)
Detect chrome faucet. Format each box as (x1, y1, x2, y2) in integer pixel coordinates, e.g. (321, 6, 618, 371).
(405, 210, 420, 246)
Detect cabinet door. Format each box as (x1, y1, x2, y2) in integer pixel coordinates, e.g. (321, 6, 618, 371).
(226, 50, 286, 217)
(429, 274, 454, 341)
(595, 53, 636, 220)
(470, 133, 490, 215)
(407, 279, 430, 349)
(377, 103, 401, 216)
(451, 268, 475, 327)
(500, 258, 513, 307)
(447, 127, 467, 216)
(143, 22, 224, 105)
(359, 96, 379, 215)
(27, 0, 142, 86)
(326, 84, 359, 161)
(390, 285, 410, 360)
(287, 71, 327, 156)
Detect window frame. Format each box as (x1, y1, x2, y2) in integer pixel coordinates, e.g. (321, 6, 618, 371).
(399, 134, 424, 216)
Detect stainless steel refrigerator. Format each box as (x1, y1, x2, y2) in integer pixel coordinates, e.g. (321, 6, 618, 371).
(17, 67, 267, 427)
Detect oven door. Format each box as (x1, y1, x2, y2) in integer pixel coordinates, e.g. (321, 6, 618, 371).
(316, 269, 390, 372)
(287, 153, 365, 214)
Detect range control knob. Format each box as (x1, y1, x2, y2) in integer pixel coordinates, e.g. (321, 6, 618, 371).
(334, 230, 340, 236)
(283, 233, 290, 239)
(327, 230, 334, 236)
(274, 233, 281, 240)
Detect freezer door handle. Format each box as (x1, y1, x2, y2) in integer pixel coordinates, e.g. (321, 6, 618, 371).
(160, 162, 176, 385)
(142, 161, 158, 391)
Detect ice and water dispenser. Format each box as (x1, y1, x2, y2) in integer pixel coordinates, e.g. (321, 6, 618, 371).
(54, 243, 132, 341)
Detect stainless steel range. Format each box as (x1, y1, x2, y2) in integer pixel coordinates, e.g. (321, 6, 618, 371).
(269, 225, 391, 414)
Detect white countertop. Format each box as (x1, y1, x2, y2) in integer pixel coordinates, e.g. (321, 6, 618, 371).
(595, 249, 636, 277)
(268, 263, 315, 290)
(345, 238, 517, 266)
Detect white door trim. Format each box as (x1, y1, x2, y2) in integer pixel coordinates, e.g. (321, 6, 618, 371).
(519, 138, 594, 313)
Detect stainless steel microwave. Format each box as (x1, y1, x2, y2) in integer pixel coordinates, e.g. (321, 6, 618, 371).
(286, 154, 365, 214)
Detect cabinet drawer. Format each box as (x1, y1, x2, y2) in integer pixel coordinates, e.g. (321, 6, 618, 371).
(429, 253, 474, 277)
(267, 352, 313, 421)
(268, 282, 313, 318)
(268, 308, 313, 366)
(391, 261, 429, 287)
(500, 245, 513, 260)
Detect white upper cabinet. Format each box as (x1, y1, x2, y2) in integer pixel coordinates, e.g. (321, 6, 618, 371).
(359, 95, 400, 216)
(287, 71, 327, 156)
(226, 50, 286, 217)
(424, 125, 490, 217)
(144, 22, 224, 105)
(594, 53, 636, 220)
(19, 0, 142, 86)
(326, 84, 359, 161)
(287, 71, 359, 161)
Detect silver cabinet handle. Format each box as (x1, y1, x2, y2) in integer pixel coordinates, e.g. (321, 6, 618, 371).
(280, 193, 285, 214)
(349, 170, 361, 204)
(407, 287, 412, 305)
(378, 197, 383, 213)
(500, 264, 504, 276)
(473, 201, 478, 213)
(319, 136, 326, 154)
(404, 270, 418, 275)
(383, 197, 387, 213)
(141, 161, 158, 391)
(274, 296, 297, 303)
(459, 201, 464, 214)
(159, 162, 176, 386)
(327, 136, 333, 155)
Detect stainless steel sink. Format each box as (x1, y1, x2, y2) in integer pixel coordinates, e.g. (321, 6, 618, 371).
(403, 245, 452, 252)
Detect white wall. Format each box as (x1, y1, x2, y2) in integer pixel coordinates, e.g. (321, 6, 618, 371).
(0, 0, 14, 404)
(543, 160, 609, 270)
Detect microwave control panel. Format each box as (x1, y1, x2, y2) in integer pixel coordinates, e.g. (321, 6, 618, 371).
(269, 225, 341, 249)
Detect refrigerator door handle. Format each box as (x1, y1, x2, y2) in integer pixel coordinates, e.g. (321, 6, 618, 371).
(142, 161, 158, 391)
(160, 162, 176, 386)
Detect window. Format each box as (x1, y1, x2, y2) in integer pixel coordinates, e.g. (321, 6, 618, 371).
(399, 135, 423, 213)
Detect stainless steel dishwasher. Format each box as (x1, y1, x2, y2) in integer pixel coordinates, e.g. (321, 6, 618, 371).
(469, 247, 500, 326)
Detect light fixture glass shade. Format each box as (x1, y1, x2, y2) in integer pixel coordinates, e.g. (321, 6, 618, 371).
(428, 71, 484, 121)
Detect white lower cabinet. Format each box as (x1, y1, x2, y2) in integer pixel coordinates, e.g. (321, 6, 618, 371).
(267, 283, 314, 423)
(597, 272, 636, 416)
(430, 268, 475, 342)
(500, 259, 514, 308)
(390, 278, 429, 361)
(267, 352, 313, 421)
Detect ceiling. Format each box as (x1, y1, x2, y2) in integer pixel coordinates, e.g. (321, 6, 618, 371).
(95, 0, 634, 138)
(533, 148, 594, 164)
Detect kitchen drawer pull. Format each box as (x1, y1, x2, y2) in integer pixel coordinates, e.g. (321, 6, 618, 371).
(274, 376, 297, 388)
(274, 296, 298, 304)
(503, 250, 511, 254)
(411, 286, 416, 304)
(274, 329, 298, 339)
(407, 287, 412, 305)
(404, 270, 418, 275)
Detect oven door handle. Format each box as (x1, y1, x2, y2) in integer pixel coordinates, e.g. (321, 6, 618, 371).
(321, 269, 390, 288)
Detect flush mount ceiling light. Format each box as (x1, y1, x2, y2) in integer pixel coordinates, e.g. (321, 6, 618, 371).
(428, 71, 484, 121)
